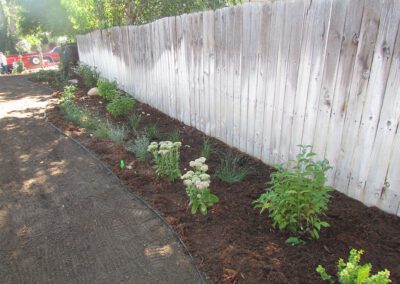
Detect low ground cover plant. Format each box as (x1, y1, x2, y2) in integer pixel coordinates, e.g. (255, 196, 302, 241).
(254, 145, 332, 245)
(147, 141, 182, 181)
(106, 95, 135, 117)
(125, 134, 150, 161)
(316, 249, 391, 283)
(216, 151, 252, 183)
(97, 79, 119, 101)
(181, 157, 219, 215)
(76, 63, 99, 88)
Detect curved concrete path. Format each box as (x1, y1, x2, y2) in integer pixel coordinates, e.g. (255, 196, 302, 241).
(0, 76, 201, 283)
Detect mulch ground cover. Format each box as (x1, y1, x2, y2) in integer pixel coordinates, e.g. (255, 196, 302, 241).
(43, 81, 400, 283)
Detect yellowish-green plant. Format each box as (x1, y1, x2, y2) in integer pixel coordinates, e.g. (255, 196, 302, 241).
(129, 113, 141, 131)
(181, 157, 219, 215)
(316, 249, 391, 284)
(147, 141, 182, 181)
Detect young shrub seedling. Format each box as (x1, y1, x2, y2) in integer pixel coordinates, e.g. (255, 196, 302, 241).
(125, 135, 150, 161)
(147, 141, 182, 181)
(60, 85, 76, 104)
(316, 249, 391, 284)
(97, 79, 119, 101)
(200, 137, 213, 159)
(216, 151, 252, 183)
(95, 125, 109, 138)
(254, 145, 332, 245)
(144, 123, 159, 140)
(106, 95, 135, 117)
(128, 113, 142, 131)
(181, 157, 219, 215)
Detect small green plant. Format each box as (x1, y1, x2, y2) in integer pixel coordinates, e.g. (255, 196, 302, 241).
(60, 85, 76, 104)
(125, 135, 150, 161)
(107, 124, 127, 144)
(144, 123, 159, 140)
(200, 137, 213, 159)
(120, 160, 125, 169)
(181, 157, 219, 215)
(167, 129, 180, 142)
(216, 152, 252, 183)
(61, 101, 81, 124)
(129, 113, 142, 131)
(95, 125, 109, 138)
(97, 79, 119, 101)
(79, 109, 98, 130)
(106, 95, 135, 117)
(254, 145, 332, 245)
(316, 249, 391, 284)
(147, 141, 182, 181)
(76, 63, 99, 88)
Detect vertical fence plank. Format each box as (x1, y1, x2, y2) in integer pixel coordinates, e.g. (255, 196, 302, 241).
(334, 0, 383, 195)
(278, 0, 307, 163)
(253, 3, 272, 159)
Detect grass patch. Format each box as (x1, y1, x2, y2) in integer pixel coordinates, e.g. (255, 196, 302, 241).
(216, 152, 252, 183)
(200, 137, 213, 159)
(167, 129, 180, 142)
(129, 113, 141, 131)
(144, 123, 159, 140)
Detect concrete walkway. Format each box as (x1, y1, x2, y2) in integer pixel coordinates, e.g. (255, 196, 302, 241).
(0, 76, 201, 283)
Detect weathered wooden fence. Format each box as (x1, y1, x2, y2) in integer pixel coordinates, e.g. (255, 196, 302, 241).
(77, 0, 400, 216)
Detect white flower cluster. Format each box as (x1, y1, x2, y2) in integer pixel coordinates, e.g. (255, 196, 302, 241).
(147, 141, 182, 155)
(189, 157, 208, 172)
(181, 157, 210, 190)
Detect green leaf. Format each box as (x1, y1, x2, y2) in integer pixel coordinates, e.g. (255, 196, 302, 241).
(285, 237, 304, 245)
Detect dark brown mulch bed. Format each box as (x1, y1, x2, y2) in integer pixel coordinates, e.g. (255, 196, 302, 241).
(45, 84, 400, 284)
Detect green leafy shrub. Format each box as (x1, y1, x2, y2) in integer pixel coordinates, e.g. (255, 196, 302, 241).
(147, 141, 182, 181)
(97, 79, 119, 101)
(106, 95, 135, 117)
(181, 157, 219, 215)
(144, 123, 159, 140)
(216, 152, 252, 183)
(167, 129, 180, 142)
(254, 145, 332, 245)
(200, 138, 213, 159)
(129, 113, 142, 131)
(316, 249, 391, 284)
(107, 124, 127, 144)
(125, 135, 150, 161)
(76, 63, 99, 88)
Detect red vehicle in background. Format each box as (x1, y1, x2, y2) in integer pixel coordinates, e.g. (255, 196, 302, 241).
(6, 46, 61, 71)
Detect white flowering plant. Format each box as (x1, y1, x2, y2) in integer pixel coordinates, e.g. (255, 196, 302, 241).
(147, 141, 182, 181)
(181, 157, 219, 215)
